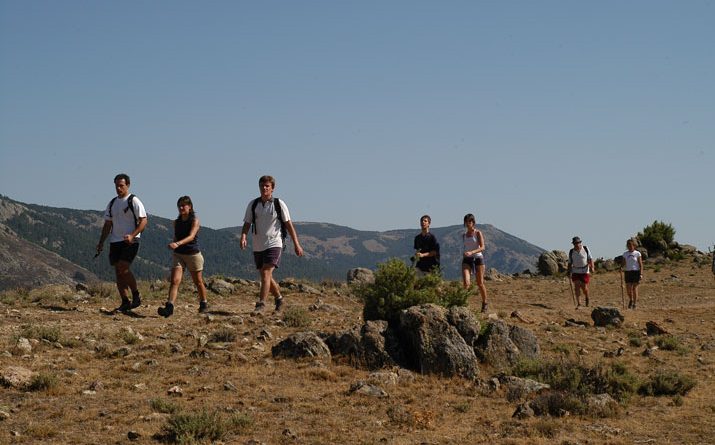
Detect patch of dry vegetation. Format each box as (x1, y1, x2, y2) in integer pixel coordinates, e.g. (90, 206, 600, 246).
(0, 258, 714, 444)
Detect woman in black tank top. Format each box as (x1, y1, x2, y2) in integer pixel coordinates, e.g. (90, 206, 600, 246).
(158, 196, 209, 317)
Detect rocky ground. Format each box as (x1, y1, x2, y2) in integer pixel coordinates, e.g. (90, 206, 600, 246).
(1, 258, 714, 445)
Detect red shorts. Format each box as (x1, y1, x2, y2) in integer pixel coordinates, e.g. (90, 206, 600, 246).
(571, 273, 590, 284)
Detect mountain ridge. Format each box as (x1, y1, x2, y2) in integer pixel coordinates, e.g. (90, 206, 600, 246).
(0, 195, 545, 289)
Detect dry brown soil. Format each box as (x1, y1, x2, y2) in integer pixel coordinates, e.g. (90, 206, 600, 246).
(1, 259, 714, 444)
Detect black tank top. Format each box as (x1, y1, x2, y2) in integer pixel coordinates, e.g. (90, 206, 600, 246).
(174, 217, 200, 254)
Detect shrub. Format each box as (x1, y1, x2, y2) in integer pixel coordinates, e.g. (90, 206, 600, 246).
(209, 328, 237, 343)
(19, 325, 61, 343)
(27, 373, 58, 392)
(161, 409, 252, 443)
(356, 258, 469, 324)
(654, 335, 687, 353)
(637, 220, 675, 255)
(283, 307, 312, 328)
(639, 370, 695, 396)
(150, 398, 179, 414)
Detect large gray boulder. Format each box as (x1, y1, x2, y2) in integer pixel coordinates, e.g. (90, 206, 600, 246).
(323, 320, 398, 369)
(537, 251, 568, 276)
(446, 306, 481, 347)
(272, 332, 331, 360)
(475, 319, 540, 369)
(399, 304, 479, 379)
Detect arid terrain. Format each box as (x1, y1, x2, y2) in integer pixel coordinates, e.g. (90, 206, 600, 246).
(1, 258, 714, 445)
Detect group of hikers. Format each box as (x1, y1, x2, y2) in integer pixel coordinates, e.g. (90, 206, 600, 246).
(97, 173, 654, 317)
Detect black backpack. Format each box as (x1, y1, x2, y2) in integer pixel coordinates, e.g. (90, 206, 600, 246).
(569, 245, 590, 265)
(251, 197, 287, 246)
(108, 194, 138, 228)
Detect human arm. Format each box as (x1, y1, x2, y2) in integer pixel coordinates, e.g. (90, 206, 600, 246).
(465, 231, 485, 256)
(239, 222, 251, 250)
(638, 253, 644, 277)
(285, 220, 303, 257)
(97, 220, 112, 253)
(124, 216, 147, 244)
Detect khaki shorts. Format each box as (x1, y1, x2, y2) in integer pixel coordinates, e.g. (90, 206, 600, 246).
(172, 252, 204, 272)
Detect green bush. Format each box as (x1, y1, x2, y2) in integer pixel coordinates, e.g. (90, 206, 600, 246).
(639, 370, 695, 396)
(355, 258, 469, 324)
(27, 373, 59, 392)
(150, 398, 180, 414)
(283, 307, 312, 328)
(161, 409, 252, 444)
(637, 220, 675, 255)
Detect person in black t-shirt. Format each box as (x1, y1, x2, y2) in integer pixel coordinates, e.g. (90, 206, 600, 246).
(413, 215, 440, 275)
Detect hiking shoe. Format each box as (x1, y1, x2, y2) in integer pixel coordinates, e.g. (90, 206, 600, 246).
(158, 302, 174, 318)
(584, 297, 589, 307)
(198, 301, 209, 313)
(118, 298, 131, 312)
(274, 296, 284, 312)
(481, 302, 488, 313)
(253, 301, 266, 313)
(131, 291, 142, 309)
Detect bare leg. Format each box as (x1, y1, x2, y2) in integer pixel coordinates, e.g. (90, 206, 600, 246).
(475, 264, 488, 304)
(167, 266, 183, 305)
(259, 266, 276, 302)
(190, 270, 207, 303)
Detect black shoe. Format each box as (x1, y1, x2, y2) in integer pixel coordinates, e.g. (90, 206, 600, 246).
(131, 291, 141, 309)
(118, 298, 131, 312)
(274, 296, 284, 312)
(584, 297, 589, 307)
(158, 302, 174, 318)
(481, 302, 488, 313)
(198, 301, 208, 313)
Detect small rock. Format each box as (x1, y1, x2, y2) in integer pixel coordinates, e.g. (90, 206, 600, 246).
(646, 321, 670, 336)
(127, 430, 141, 441)
(0, 410, 10, 421)
(168, 385, 183, 396)
(170, 343, 183, 353)
(82, 390, 96, 396)
(133, 383, 148, 391)
(224, 381, 237, 391)
(15, 338, 32, 355)
(349, 381, 389, 398)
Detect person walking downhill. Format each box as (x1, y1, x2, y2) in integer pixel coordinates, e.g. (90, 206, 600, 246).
(622, 238, 644, 309)
(413, 215, 440, 276)
(240, 175, 304, 313)
(568, 236, 594, 308)
(158, 196, 209, 317)
(96, 173, 148, 312)
(461, 214, 489, 313)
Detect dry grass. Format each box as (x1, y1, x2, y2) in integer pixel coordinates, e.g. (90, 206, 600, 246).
(1, 260, 714, 444)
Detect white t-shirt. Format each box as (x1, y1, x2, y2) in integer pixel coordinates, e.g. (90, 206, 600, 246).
(243, 198, 291, 251)
(569, 246, 591, 274)
(623, 249, 642, 271)
(463, 231, 484, 259)
(103, 194, 147, 243)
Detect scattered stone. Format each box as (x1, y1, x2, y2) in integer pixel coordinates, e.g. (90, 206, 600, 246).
(208, 278, 235, 295)
(82, 390, 96, 396)
(272, 332, 331, 360)
(499, 375, 551, 402)
(512, 402, 535, 419)
(603, 347, 624, 358)
(643, 346, 659, 357)
(349, 381, 388, 398)
(591, 307, 624, 327)
(646, 321, 670, 336)
(475, 319, 540, 370)
(1, 366, 35, 388)
(346, 267, 374, 285)
(89, 381, 104, 391)
(189, 349, 211, 359)
(170, 343, 183, 353)
(0, 410, 11, 421)
(127, 430, 141, 440)
(510, 310, 533, 323)
(133, 383, 148, 391)
(14, 337, 32, 355)
(224, 381, 238, 391)
(167, 386, 183, 396)
(564, 318, 590, 328)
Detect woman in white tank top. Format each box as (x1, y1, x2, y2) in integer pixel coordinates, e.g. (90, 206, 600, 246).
(462, 213, 489, 313)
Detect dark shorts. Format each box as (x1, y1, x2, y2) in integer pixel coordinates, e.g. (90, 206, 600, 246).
(462, 256, 485, 274)
(571, 273, 590, 284)
(109, 241, 140, 266)
(253, 247, 282, 270)
(624, 270, 641, 284)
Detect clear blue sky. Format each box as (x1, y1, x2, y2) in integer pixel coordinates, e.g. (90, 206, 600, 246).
(1, 1, 713, 259)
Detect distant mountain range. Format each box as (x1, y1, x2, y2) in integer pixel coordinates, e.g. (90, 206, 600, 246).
(0, 195, 545, 290)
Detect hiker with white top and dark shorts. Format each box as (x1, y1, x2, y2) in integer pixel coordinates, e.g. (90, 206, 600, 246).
(240, 175, 304, 313)
(568, 236, 594, 308)
(96, 173, 148, 312)
(462, 213, 489, 313)
(158, 196, 209, 317)
(622, 238, 643, 309)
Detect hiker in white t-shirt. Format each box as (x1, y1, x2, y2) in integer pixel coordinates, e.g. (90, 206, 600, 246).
(96, 173, 148, 312)
(462, 213, 489, 313)
(240, 175, 304, 313)
(567, 236, 594, 308)
(622, 238, 644, 309)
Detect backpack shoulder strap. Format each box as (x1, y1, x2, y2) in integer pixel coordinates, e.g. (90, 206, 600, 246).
(584, 245, 590, 256)
(273, 198, 288, 242)
(126, 194, 138, 228)
(108, 197, 117, 217)
(250, 198, 261, 234)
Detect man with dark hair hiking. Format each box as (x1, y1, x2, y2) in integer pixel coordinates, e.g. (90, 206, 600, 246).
(96, 173, 148, 312)
(240, 175, 303, 313)
(413, 215, 440, 276)
(567, 236, 594, 308)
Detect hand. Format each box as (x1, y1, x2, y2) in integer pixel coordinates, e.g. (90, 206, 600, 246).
(168, 242, 179, 250)
(294, 244, 304, 257)
(123, 234, 135, 244)
(240, 235, 247, 250)
(96, 243, 103, 254)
